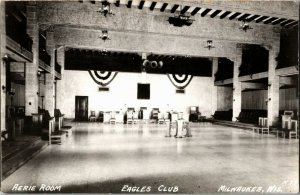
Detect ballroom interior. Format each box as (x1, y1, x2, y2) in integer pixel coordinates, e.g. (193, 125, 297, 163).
(0, 0, 299, 193)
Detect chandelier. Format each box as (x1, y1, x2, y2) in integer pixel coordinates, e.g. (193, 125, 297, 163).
(239, 20, 253, 32)
(97, 1, 114, 17)
(204, 40, 215, 50)
(99, 30, 110, 41)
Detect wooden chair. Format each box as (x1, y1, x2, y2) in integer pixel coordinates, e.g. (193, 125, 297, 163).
(252, 117, 264, 133)
(110, 111, 116, 124)
(158, 113, 164, 124)
(261, 118, 270, 134)
(289, 120, 298, 139)
(48, 117, 66, 144)
(133, 111, 139, 124)
(89, 111, 96, 122)
(127, 111, 133, 124)
(164, 112, 170, 123)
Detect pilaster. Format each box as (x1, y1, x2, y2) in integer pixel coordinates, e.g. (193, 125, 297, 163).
(44, 31, 55, 116)
(268, 45, 280, 126)
(25, 3, 39, 115)
(232, 46, 242, 121)
(56, 46, 65, 112)
(0, 1, 6, 130)
(211, 57, 218, 115)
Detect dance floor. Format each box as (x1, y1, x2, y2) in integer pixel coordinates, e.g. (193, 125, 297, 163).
(1, 122, 299, 193)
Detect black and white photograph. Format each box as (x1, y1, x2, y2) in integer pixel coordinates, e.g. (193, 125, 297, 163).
(0, 0, 299, 194)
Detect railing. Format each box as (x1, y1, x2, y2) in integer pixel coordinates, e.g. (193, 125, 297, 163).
(6, 12, 33, 52)
(39, 49, 51, 66)
(55, 63, 61, 74)
(214, 58, 233, 82)
(39, 33, 51, 65)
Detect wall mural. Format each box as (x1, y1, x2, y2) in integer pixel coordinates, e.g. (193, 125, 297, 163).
(88, 70, 118, 86)
(167, 74, 193, 89)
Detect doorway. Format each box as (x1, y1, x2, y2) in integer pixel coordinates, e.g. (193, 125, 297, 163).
(75, 96, 88, 121)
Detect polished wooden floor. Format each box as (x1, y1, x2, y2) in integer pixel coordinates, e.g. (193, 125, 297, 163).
(1, 122, 299, 193)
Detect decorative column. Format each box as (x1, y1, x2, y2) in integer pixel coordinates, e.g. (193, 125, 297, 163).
(267, 45, 280, 126)
(25, 2, 39, 115)
(232, 45, 242, 121)
(56, 46, 65, 113)
(211, 57, 218, 115)
(44, 30, 55, 117)
(0, 0, 6, 130)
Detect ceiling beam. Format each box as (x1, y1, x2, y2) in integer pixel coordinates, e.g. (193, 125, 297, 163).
(160, 3, 168, 12)
(149, 2, 157, 11)
(180, 6, 190, 14)
(201, 8, 212, 17)
(210, 10, 221, 18)
(190, 7, 200, 16)
(263, 17, 278, 24)
(115, 0, 120, 7)
(281, 19, 295, 26)
(246, 14, 260, 22)
(127, 0, 132, 8)
(255, 16, 268, 23)
(229, 12, 241, 20)
(220, 11, 231, 19)
(138, 0, 145, 9)
(284, 20, 298, 27)
(272, 18, 286, 25)
(170, 4, 179, 13)
(238, 13, 251, 21)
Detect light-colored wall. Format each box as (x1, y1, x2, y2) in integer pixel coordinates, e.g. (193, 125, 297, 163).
(60, 71, 213, 118)
(217, 86, 233, 111)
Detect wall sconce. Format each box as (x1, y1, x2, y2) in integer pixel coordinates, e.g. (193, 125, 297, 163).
(268, 83, 272, 87)
(97, 1, 114, 17)
(2, 54, 9, 62)
(99, 30, 111, 41)
(204, 40, 215, 50)
(2, 85, 6, 91)
(269, 98, 271, 101)
(233, 99, 235, 102)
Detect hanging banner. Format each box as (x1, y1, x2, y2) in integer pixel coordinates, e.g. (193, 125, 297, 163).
(167, 74, 193, 89)
(88, 70, 118, 86)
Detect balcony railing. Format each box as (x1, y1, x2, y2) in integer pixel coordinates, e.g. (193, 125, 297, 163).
(6, 12, 33, 52)
(55, 63, 61, 74)
(39, 49, 51, 66)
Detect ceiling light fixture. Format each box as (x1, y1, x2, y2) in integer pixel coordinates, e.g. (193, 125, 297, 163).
(168, 6, 194, 27)
(239, 20, 253, 32)
(97, 1, 114, 17)
(204, 40, 215, 50)
(99, 30, 110, 41)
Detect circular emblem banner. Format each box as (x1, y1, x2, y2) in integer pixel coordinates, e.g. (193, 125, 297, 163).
(167, 74, 193, 89)
(88, 70, 118, 86)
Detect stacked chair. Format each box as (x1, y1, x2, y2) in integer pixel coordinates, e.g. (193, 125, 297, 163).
(110, 111, 116, 124)
(126, 109, 134, 124)
(253, 117, 269, 134)
(289, 120, 298, 139)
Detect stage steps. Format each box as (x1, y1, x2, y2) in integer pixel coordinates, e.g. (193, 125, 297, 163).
(2, 136, 48, 181)
(212, 120, 256, 130)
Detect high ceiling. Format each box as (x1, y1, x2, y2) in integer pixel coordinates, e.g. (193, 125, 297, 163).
(79, 0, 298, 28)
